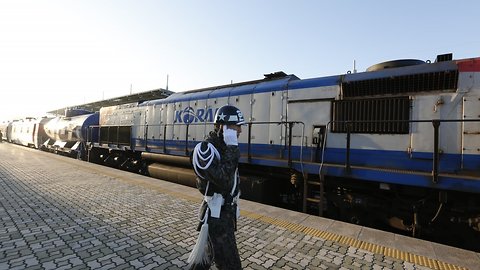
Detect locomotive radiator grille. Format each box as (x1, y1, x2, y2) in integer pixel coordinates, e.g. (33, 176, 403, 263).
(332, 97, 410, 134)
(342, 70, 458, 98)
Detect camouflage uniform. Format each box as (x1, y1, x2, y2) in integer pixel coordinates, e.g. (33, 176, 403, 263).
(194, 129, 242, 270)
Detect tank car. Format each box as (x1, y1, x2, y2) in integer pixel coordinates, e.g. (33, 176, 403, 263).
(89, 54, 480, 250)
(43, 109, 99, 158)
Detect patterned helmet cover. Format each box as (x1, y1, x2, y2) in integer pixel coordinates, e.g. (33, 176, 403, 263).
(214, 105, 245, 125)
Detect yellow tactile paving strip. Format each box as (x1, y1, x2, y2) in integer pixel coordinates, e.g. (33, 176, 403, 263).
(240, 210, 467, 270)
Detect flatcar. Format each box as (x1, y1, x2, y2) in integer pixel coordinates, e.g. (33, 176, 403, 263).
(88, 53, 480, 250)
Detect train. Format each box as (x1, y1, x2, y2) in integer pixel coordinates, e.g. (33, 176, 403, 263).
(2, 53, 479, 251)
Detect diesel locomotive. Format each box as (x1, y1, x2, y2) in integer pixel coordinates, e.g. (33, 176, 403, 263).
(4, 53, 480, 250)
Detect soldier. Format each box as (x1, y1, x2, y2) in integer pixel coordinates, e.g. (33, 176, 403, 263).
(188, 105, 244, 270)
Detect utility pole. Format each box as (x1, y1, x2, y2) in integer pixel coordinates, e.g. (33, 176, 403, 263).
(166, 75, 169, 91)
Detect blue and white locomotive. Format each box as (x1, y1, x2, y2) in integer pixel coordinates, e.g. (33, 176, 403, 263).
(89, 54, 480, 247)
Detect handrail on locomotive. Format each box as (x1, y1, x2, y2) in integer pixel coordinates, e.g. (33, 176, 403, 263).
(340, 118, 480, 183)
(86, 120, 305, 168)
(86, 118, 480, 184)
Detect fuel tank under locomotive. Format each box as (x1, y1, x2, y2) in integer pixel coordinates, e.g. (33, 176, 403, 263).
(143, 152, 299, 207)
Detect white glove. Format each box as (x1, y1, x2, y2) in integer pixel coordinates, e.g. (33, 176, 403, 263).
(223, 125, 238, 146)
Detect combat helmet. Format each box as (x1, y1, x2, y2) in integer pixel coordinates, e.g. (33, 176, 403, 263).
(214, 105, 245, 125)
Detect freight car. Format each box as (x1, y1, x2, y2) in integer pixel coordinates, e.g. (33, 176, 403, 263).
(43, 109, 99, 158)
(88, 53, 480, 250)
(5, 117, 51, 148)
(4, 109, 99, 159)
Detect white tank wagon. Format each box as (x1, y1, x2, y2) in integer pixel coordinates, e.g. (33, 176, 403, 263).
(43, 109, 99, 158)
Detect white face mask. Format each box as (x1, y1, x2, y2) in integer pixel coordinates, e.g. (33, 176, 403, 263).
(222, 125, 238, 146)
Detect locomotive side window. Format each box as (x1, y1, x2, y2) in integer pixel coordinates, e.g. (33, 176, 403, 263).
(332, 96, 410, 134)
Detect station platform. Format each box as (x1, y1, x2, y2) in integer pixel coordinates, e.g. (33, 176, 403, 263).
(0, 142, 478, 270)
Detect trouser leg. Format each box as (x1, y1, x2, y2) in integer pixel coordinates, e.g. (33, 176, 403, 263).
(209, 214, 241, 269)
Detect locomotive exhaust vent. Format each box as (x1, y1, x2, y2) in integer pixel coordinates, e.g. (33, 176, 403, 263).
(436, 53, 453, 62)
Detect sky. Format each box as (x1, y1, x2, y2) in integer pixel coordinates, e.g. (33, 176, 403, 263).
(0, 0, 479, 122)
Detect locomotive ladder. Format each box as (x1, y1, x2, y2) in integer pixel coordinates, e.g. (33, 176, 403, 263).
(303, 172, 325, 216)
